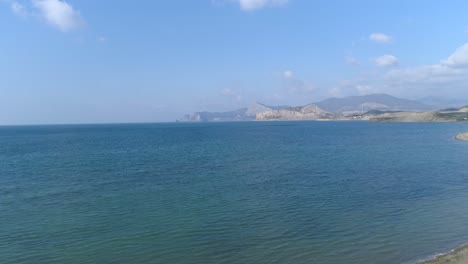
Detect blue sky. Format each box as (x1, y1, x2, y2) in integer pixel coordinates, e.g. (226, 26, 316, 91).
(1, 0, 468, 124)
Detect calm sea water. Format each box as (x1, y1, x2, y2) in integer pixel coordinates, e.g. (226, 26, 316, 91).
(1, 122, 468, 264)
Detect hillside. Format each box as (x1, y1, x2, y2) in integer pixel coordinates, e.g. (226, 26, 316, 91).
(256, 104, 336, 121)
(178, 94, 454, 122)
(315, 94, 434, 114)
(370, 106, 468, 122)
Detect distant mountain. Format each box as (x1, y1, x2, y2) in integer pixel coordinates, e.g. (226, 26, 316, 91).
(256, 104, 336, 121)
(177, 103, 288, 122)
(416, 96, 468, 109)
(315, 94, 435, 114)
(178, 94, 444, 122)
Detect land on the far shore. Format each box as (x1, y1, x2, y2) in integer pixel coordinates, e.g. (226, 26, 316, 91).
(178, 93, 468, 123)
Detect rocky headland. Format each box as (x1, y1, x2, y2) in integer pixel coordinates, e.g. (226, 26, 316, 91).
(455, 132, 468, 141)
(256, 104, 336, 121)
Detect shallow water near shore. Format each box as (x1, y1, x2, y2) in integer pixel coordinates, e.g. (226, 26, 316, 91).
(1, 121, 468, 264)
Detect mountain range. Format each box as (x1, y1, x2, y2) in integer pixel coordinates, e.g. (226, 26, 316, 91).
(177, 94, 437, 122)
(315, 94, 433, 114)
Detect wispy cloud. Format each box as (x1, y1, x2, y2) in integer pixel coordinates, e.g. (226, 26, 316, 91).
(236, 0, 288, 11)
(335, 43, 468, 99)
(220, 88, 244, 103)
(32, 0, 84, 32)
(98, 36, 107, 43)
(281, 70, 315, 94)
(330, 79, 381, 98)
(373, 54, 398, 67)
(345, 55, 359, 66)
(369, 33, 392, 44)
(442, 43, 468, 68)
(283, 70, 294, 79)
(355, 85, 374, 95)
(10, 1, 27, 17)
(387, 44, 468, 84)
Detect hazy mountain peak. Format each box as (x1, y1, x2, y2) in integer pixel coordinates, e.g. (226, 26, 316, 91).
(315, 93, 434, 114)
(245, 102, 273, 117)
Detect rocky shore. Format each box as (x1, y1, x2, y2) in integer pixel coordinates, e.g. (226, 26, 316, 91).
(455, 133, 468, 141)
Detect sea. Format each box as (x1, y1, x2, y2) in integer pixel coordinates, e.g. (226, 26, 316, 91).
(1, 121, 468, 264)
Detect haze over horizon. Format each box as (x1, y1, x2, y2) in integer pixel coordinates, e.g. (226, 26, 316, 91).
(2, 0, 468, 125)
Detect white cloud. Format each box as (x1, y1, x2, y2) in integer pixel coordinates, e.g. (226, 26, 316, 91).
(220, 88, 243, 102)
(387, 44, 468, 84)
(237, 0, 288, 11)
(383, 63, 468, 98)
(33, 0, 84, 32)
(334, 43, 468, 99)
(373, 54, 398, 67)
(288, 44, 468, 100)
(442, 43, 468, 68)
(386, 64, 465, 85)
(280, 70, 315, 94)
(369, 33, 392, 44)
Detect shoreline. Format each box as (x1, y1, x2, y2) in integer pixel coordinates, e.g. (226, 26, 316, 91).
(418, 245, 468, 264)
(417, 133, 468, 263)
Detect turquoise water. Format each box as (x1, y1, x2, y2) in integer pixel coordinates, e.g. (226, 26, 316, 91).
(1, 122, 468, 264)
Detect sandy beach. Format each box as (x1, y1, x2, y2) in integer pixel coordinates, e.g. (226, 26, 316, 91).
(420, 245, 468, 264)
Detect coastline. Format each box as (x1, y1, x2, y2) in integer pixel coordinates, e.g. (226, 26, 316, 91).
(455, 132, 468, 141)
(419, 245, 468, 264)
(417, 133, 468, 263)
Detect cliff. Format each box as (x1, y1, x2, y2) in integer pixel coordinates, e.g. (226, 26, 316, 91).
(256, 104, 336, 121)
(177, 103, 283, 122)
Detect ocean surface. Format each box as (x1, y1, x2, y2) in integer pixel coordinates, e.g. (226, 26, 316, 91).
(1, 121, 468, 264)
